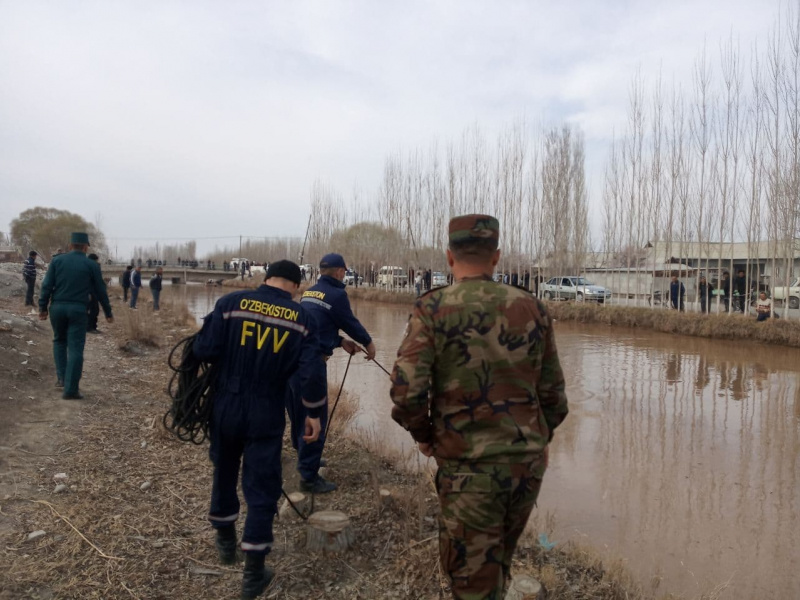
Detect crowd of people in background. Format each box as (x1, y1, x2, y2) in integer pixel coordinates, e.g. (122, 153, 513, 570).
(671, 269, 778, 321)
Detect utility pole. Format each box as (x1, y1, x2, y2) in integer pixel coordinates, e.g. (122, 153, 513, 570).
(239, 235, 242, 259)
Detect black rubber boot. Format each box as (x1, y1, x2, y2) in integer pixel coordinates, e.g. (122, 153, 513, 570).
(215, 525, 238, 565)
(241, 552, 274, 600)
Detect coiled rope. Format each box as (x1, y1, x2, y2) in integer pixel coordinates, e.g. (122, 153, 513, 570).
(162, 334, 217, 445)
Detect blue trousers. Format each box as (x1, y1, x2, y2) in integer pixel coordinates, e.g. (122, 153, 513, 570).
(25, 276, 36, 306)
(287, 373, 328, 482)
(49, 302, 87, 395)
(208, 413, 283, 555)
(151, 289, 160, 310)
(130, 286, 140, 308)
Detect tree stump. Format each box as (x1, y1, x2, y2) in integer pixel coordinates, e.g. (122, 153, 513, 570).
(306, 511, 355, 553)
(506, 575, 544, 600)
(278, 492, 309, 521)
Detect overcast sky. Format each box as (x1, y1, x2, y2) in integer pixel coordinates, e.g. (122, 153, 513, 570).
(0, 1, 778, 258)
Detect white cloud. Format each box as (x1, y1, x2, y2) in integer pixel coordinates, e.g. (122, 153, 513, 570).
(0, 0, 779, 256)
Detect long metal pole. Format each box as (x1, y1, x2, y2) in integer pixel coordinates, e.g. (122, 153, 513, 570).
(299, 213, 312, 264)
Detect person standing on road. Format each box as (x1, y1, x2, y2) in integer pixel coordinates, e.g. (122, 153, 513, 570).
(149, 267, 163, 310)
(721, 271, 731, 312)
(193, 260, 326, 600)
(390, 215, 568, 600)
(670, 275, 686, 312)
(121, 265, 133, 302)
(86, 253, 102, 334)
(698, 275, 714, 314)
(22, 250, 38, 306)
(289, 252, 376, 494)
(38, 232, 113, 399)
(733, 269, 747, 313)
(130, 266, 142, 309)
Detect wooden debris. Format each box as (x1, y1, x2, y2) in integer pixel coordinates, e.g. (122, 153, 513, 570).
(306, 510, 354, 553)
(278, 492, 308, 521)
(506, 574, 544, 600)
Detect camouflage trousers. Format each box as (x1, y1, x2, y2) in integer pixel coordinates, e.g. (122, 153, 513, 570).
(435, 457, 546, 600)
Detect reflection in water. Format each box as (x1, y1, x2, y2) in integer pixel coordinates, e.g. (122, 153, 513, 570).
(177, 285, 800, 600)
(548, 327, 800, 600)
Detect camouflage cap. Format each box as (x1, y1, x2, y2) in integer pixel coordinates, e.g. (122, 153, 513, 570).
(448, 214, 500, 245)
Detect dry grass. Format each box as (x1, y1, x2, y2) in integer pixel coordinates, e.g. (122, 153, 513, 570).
(546, 301, 800, 347)
(119, 299, 198, 351)
(326, 388, 358, 436)
(346, 286, 416, 305)
(0, 295, 737, 600)
(121, 306, 161, 348)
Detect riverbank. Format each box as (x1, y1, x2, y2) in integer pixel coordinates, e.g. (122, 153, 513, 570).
(345, 285, 800, 348)
(0, 294, 703, 599)
(221, 278, 420, 307)
(546, 301, 800, 347)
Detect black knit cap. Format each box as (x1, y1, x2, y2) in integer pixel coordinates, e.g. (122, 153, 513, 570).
(265, 260, 302, 285)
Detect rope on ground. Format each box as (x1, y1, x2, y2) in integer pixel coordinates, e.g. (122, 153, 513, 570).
(30, 499, 124, 561)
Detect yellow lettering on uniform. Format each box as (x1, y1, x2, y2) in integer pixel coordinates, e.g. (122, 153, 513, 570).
(256, 324, 271, 350)
(241, 320, 255, 346)
(240, 298, 248, 309)
(302, 291, 325, 301)
(273, 330, 290, 353)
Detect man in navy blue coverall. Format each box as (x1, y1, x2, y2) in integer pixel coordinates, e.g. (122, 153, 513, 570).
(288, 252, 376, 494)
(193, 260, 327, 600)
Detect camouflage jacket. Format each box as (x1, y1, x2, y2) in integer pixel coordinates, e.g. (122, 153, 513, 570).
(390, 276, 568, 463)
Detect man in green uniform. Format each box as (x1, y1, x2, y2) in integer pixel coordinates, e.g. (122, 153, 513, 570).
(39, 232, 114, 399)
(390, 214, 569, 600)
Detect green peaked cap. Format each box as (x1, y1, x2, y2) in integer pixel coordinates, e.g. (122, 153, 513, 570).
(448, 214, 499, 245)
(70, 232, 90, 245)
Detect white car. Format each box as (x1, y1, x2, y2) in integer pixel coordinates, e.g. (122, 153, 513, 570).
(343, 270, 363, 286)
(541, 276, 611, 303)
(772, 277, 800, 309)
(432, 271, 448, 287)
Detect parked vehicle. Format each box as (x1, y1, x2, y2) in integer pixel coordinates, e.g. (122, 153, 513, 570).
(229, 257, 249, 270)
(541, 276, 612, 303)
(343, 269, 363, 286)
(378, 266, 408, 288)
(772, 277, 800, 309)
(432, 271, 448, 287)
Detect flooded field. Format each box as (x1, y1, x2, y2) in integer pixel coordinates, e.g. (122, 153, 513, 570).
(173, 284, 800, 599)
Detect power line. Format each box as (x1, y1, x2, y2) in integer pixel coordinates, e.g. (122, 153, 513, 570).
(106, 234, 303, 241)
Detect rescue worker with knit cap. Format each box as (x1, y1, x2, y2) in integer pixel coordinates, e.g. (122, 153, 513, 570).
(390, 215, 569, 600)
(193, 259, 327, 600)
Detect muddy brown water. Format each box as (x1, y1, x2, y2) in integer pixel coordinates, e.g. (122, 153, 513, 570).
(171, 284, 800, 599)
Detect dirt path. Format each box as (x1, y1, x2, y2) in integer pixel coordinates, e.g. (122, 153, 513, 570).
(0, 294, 653, 600)
(0, 297, 447, 600)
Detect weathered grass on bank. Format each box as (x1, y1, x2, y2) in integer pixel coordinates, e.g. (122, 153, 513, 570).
(547, 301, 800, 348)
(346, 286, 416, 305)
(119, 299, 197, 350)
(221, 277, 419, 305)
(121, 306, 160, 347)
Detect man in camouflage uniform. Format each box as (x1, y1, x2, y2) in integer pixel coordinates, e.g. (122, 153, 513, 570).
(390, 214, 568, 600)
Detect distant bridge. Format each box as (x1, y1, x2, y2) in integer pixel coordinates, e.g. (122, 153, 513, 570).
(102, 265, 259, 285)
